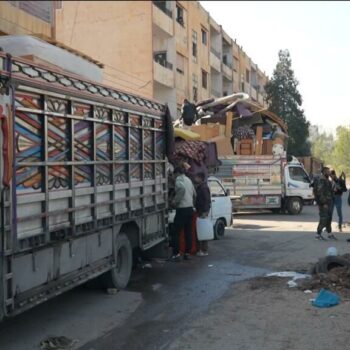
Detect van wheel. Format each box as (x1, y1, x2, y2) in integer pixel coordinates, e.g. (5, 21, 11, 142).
(214, 219, 226, 240)
(287, 197, 303, 215)
(100, 233, 133, 289)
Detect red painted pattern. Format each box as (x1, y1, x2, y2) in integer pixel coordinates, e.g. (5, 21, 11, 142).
(0, 105, 11, 186)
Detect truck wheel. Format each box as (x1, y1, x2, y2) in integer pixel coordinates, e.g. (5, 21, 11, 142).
(214, 219, 226, 240)
(287, 197, 303, 215)
(100, 233, 133, 289)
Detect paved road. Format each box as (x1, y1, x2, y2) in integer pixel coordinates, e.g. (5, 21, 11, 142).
(0, 203, 349, 350)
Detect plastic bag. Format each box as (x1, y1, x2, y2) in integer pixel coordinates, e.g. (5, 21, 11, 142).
(312, 289, 340, 308)
(196, 217, 214, 241)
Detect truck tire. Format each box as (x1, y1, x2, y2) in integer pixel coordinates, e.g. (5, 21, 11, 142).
(315, 256, 350, 274)
(287, 197, 303, 215)
(214, 219, 226, 240)
(100, 233, 133, 289)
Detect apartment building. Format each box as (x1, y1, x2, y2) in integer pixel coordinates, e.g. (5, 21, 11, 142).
(0, 1, 269, 118)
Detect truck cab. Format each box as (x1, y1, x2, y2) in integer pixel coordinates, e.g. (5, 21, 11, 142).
(168, 176, 232, 240)
(283, 158, 314, 213)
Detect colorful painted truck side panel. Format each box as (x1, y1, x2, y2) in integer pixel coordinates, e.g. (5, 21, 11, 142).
(0, 52, 168, 319)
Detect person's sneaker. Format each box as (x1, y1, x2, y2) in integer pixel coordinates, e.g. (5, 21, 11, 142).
(315, 234, 327, 241)
(197, 250, 208, 257)
(170, 254, 182, 262)
(339, 225, 343, 232)
(183, 253, 191, 261)
(328, 234, 338, 240)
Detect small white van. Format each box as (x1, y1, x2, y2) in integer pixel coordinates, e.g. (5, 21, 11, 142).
(168, 176, 233, 240)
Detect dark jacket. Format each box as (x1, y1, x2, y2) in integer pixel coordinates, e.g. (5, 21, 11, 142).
(195, 182, 211, 216)
(315, 175, 333, 205)
(333, 177, 347, 196)
(181, 102, 198, 126)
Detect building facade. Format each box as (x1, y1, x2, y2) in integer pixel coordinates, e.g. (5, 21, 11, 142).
(0, 1, 269, 119)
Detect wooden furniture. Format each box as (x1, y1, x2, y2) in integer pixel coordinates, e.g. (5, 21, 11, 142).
(237, 139, 253, 155)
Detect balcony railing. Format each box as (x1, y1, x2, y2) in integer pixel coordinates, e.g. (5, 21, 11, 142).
(153, 1, 173, 18)
(222, 59, 233, 69)
(210, 47, 221, 59)
(153, 54, 173, 70)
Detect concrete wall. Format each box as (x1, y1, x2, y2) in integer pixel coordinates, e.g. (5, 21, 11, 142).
(0, 1, 52, 37)
(54, 1, 154, 98)
(0, 35, 102, 82)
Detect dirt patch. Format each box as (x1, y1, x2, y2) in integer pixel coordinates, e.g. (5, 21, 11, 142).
(249, 276, 286, 291)
(297, 254, 350, 298)
(299, 267, 350, 298)
(168, 276, 350, 350)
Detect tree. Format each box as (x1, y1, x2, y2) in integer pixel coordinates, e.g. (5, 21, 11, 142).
(265, 50, 310, 156)
(309, 125, 334, 165)
(332, 126, 350, 175)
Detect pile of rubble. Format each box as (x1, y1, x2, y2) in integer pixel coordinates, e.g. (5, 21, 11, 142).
(298, 254, 350, 297)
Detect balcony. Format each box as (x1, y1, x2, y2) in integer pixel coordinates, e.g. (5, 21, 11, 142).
(153, 1, 172, 17)
(210, 47, 221, 59)
(152, 2, 174, 36)
(211, 88, 221, 98)
(153, 56, 174, 88)
(175, 70, 186, 93)
(251, 87, 258, 101)
(210, 49, 221, 73)
(258, 93, 264, 106)
(222, 63, 233, 80)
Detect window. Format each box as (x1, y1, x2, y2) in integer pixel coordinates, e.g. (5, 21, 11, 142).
(192, 74, 198, 102)
(201, 70, 208, 89)
(176, 53, 185, 74)
(201, 28, 208, 46)
(176, 4, 185, 26)
(288, 167, 310, 183)
(246, 69, 250, 83)
(192, 30, 198, 63)
(209, 180, 226, 197)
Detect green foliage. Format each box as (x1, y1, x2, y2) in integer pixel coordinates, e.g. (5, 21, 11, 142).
(265, 50, 310, 156)
(310, 125, 350, 177)
(332, 126, 350, 176)
(309, 126, 334, 165)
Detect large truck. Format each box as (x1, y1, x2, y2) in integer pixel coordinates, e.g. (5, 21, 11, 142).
(214, 155, 314, 214)
(0, 52, 170, 320)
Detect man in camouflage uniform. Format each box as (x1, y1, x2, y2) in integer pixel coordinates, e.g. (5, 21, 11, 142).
(314, 167, 337, 240)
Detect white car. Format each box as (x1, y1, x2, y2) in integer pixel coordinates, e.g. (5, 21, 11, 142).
(168, 176, 233, 240)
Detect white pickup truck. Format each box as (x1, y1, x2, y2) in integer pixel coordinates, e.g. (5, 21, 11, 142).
(214, 155, 314, 214)
(168, 176, 233, 240)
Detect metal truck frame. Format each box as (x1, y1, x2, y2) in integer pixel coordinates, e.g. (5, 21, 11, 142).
(0, 52, 169, 320)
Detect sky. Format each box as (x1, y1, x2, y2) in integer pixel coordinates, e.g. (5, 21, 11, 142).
(201, 1, 350, 134)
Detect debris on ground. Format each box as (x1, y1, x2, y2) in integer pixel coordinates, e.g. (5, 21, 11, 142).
(297, 254, 350, 297)
(107, 288, 119, 295)
(266, 271, 311, 288)
(40, 336, 77, 350)
(312, 288, 340, 308)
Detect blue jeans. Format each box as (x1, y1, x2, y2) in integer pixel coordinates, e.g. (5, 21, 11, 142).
(332, 195, 343, 227)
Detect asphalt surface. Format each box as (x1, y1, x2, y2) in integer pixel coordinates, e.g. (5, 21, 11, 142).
(1, 202, 350, 350)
